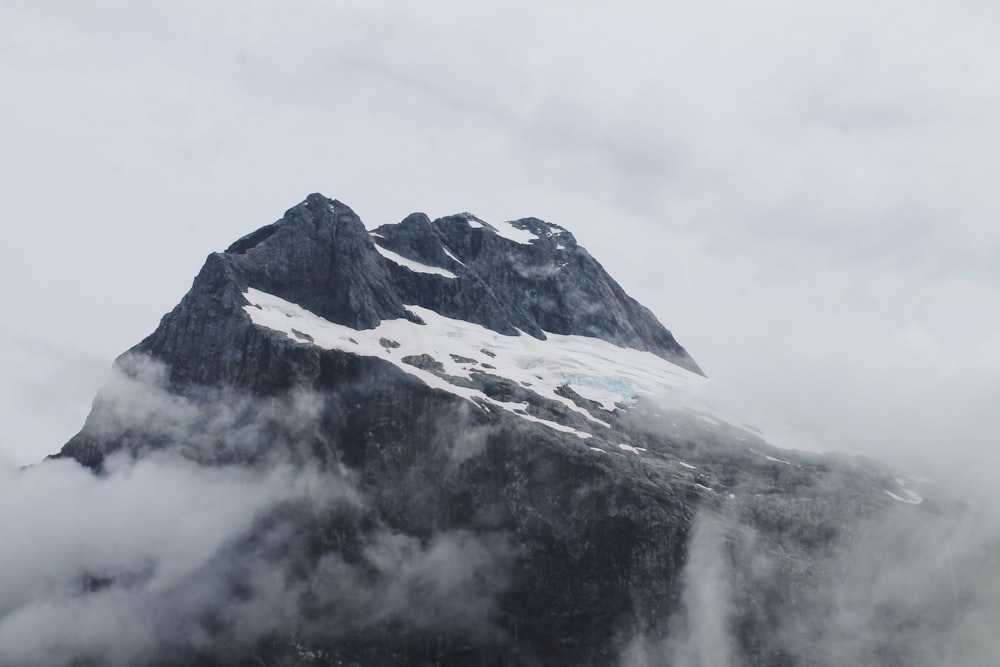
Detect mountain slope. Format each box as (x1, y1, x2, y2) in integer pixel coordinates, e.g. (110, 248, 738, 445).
(48, 194, 976, 667)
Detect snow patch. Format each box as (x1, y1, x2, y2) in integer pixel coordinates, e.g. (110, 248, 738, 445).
(373, 244, 457, 279)
(885, 489, 923, 504)
(558, 374, 638, 412)
(695, 413, 722, 426)
(442, 246, 466, 266)
(242, 288, 706, 441)
(489, 221, 539, 244)
(241, 288, 694, 440)
(453, 214, 539, 244)
(750, 448, 792, 465)
(885, 478, 924, 504)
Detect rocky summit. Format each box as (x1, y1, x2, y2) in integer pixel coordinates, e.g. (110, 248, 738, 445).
(52, 194, 979, 666)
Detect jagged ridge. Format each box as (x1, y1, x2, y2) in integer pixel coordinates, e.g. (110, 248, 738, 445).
(220, 193, 700, 373)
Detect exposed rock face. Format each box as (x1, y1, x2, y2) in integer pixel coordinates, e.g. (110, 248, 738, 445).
(370, 209, 700, 374)
(53, 195, 965, 666)
(142, 193, 697, 387)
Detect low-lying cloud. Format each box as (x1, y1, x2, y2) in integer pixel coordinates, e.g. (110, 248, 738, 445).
(0, 356, 517, 666)
(0, 453, 330, 664)
(620, 501, 1000, 667)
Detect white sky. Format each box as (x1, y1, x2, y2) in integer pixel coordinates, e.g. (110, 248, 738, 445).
(1, 1, 998, 485)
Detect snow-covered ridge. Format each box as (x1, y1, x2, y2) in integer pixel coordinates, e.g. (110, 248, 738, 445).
(447, 214, 540, 245)
(488, 220, 538, 245)
(242, 288, 706, 439)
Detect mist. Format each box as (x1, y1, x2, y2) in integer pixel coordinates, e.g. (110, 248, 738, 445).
(618, 485, 1000, 667)
(0, 358, 517, 666)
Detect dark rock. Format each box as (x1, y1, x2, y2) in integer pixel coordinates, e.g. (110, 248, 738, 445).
(400, 354, 445, 372)
(374, 212, 702, 374)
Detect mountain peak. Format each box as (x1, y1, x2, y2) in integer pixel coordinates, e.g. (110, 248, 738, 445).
(224, 193, 366, 255)
(47, 193, 967, 667)
(219, 193, 700, 375)
(60, 192, 703, 465)
(96, 193, 705, 393)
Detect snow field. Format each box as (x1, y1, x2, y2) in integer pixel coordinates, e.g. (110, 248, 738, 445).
(242, 288, 706, 441)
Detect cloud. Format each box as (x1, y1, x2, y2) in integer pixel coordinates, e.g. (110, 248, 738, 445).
(0, 453, 333, 665)
(363, 529, 516, 639)
(0, 462, 515, 666)
(0, 356, 517, 666)
(74, 353, 332, 466)
(619, 517, 738, 667)
(619, 500, 1000, 667)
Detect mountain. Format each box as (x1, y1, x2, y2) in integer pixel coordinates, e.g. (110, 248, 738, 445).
(49, 194, 979, 666)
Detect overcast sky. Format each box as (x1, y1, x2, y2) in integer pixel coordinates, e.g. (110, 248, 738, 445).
(1, 1, 998, 485)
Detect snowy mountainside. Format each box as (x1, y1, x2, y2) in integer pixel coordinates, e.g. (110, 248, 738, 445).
(43, 194, 987, 667)
(242, 287, 705, 442)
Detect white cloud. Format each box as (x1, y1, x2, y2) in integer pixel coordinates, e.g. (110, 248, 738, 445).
(0, 453, 345, 665)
